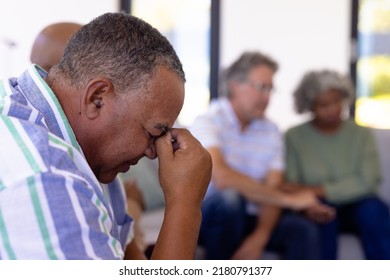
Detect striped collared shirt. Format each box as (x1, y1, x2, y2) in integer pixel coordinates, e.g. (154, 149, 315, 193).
(0, 65, 133, 259)
(189, 98, 284, 197)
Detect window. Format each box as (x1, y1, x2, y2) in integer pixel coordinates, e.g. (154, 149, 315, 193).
(354, 0, 390, 129)
(128, 0, 215, 127)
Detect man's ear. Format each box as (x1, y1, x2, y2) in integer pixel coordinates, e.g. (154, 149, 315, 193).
(81, 77, 114, 120)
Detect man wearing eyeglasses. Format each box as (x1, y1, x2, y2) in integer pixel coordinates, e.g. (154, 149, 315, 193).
(190, 51, 330, 260)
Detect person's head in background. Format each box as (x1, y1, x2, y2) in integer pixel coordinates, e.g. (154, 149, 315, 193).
(30, 22, 82, 71)
(219, 51, 278, 130)
(293, 69, 354, 132)
(46, 13, 185, 184)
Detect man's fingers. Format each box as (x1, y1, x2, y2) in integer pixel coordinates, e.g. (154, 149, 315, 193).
(155, 132, 174, 162)
(169, 128, 193, 150)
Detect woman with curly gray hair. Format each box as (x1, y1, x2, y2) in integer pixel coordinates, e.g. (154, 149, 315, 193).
(293, 70, 354, 115)
(284, 69, 390, 259)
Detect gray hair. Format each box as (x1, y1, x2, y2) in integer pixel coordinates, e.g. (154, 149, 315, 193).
(50, 12, 185, 94)
(219, 51, 278, 98)
(293, 69, 355, 113)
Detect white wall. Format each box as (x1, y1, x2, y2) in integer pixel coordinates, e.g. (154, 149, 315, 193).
(221, 0, 352, 131)
(0, 0, 118, 79)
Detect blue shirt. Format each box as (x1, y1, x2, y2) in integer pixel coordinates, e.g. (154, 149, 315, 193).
(0, 65, 133, 259)
(190, 98, 284, 198)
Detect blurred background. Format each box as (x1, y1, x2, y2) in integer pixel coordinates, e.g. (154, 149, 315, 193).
(1, 0, 389, 131)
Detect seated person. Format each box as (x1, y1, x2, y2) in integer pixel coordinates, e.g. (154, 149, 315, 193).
(190, 51, 332, 260)
(31, 22, 82, 72)
(31, 20, 148, 254)
(284, 69, 390, 259)
(0, 13, 212, 260)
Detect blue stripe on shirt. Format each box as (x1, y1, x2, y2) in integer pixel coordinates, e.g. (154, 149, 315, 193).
(0, 65, 132, 259)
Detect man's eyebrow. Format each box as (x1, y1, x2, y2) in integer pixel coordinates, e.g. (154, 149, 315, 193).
(154, 123, 170, 136)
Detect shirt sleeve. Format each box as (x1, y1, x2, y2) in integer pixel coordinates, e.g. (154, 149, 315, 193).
(105, 177, 134, 251)
(189, 114, 222, 148)
(285, 128, 301, 182)
(270, 126, 285, 171)
(0, 171, 127, 259)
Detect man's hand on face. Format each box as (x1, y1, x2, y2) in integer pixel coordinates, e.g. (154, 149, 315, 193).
(155, 128, 212, 209)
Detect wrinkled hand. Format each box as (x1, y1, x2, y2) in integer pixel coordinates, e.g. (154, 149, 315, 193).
(303, 204, 336, 224)
(280, 183, 303, 193)
(155, 128, 212, 209)
(287, 189, 322, 211)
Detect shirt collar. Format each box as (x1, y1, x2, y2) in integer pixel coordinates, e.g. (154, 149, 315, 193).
(219, 97, 241, 128)
(219, 97, 268, 131)
(18, 64, 81, 153)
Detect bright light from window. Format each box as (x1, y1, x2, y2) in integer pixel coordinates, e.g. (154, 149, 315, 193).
(133, 0, 211, 127)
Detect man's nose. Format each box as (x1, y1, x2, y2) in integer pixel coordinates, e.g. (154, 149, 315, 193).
(144, 143, 157, 159)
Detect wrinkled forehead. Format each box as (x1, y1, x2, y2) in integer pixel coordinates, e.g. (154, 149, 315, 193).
(136, 67, 185, 126)
(149, 67, 184, 106)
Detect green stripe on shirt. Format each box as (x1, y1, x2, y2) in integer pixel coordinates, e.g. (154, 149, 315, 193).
(111, 239, 121, 258)
(0, 81, 6, 99)
(1, 118, 56, 258)
(49, 134, 74, 160)
(96, 199, 109, 234)
(0, 81, 7, 114)
(2, 117, 41, 173)
(27, 176, 57, 259)
(0, 208, 16, 259)
(30, 66, 81, 153)
(96, 198, 120, 258)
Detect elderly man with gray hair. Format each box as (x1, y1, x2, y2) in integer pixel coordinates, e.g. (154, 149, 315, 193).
(190, 51, 331, 260)
(0, 12, 212, 260)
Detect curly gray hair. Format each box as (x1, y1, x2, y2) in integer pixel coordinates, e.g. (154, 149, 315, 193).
(293, 69, 355, 113)
(219, 51, 278, 98)
(49, 12, 185, 94)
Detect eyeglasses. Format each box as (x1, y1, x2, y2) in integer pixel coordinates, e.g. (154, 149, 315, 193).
(246, 80, 274, 95)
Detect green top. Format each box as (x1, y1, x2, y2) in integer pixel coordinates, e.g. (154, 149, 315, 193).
(285, 120, 381, 205)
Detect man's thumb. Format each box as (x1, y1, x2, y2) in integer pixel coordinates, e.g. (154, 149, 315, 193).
(155, 132, 174, 162)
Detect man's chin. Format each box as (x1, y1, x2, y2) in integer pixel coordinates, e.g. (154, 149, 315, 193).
(96, 172, 118, 184)
(95, 164, 131, 184)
